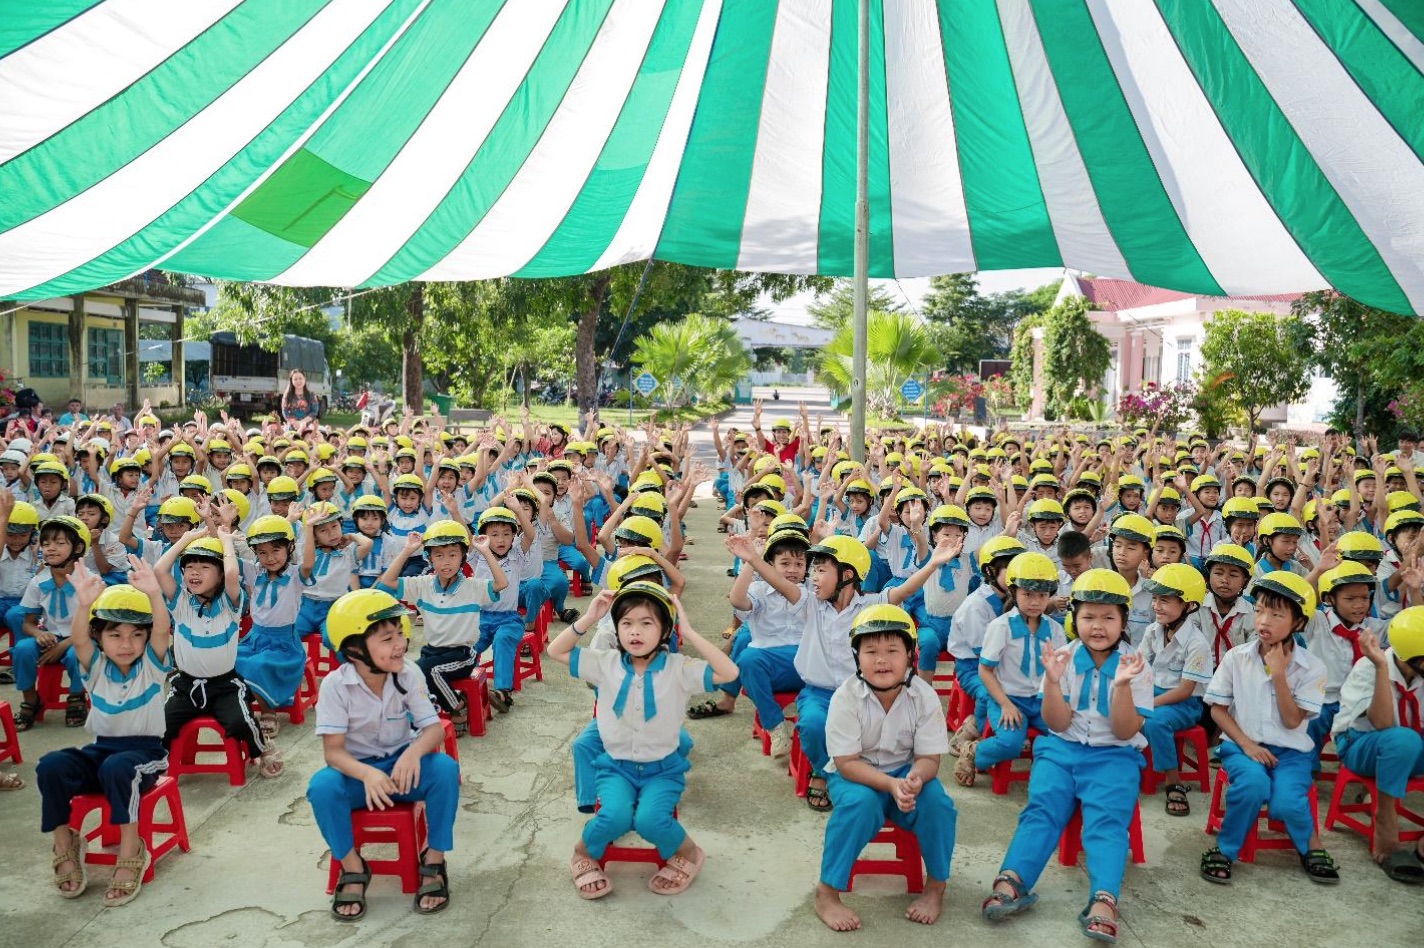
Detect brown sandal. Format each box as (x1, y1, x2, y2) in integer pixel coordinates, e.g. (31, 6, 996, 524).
(0, 771, 24, 791)
(53, 837, 87, 899)
(954, 741, 979, 787)
(103, 848, 150, 907)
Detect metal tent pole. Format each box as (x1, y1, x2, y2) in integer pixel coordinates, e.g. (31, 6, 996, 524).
(850, 0, 870, 462)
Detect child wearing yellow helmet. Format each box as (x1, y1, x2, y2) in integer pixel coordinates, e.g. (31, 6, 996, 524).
(31, 461, 75, 519)
(1253, 512, 1309, 581)
(1331, 607, 1424, 880)
(1201, 571, 1338, 885)
(814, 603, 958, 932)
(983, 568, 1151, 940)
(944, 536, 1028, 755)
(296, 503, 375, 664)
(37, 563, 172, 907)
(74, 493, 128, 584)
(1302, 563, 1384, 771)
(387, 470, 435, 578)
(1107, 514, 1157, 641)
(13, 515, 93, 730)
(1138, 564, 1212, 815)
(914, 507, 973, 686)
(350, 495, 394, 589)
(235, 514, 308, 748)
(1379, 510, 1424, 621)
(307, 588, 460, 919)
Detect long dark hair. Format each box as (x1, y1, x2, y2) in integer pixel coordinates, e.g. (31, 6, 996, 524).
(281, 370, 308, 415)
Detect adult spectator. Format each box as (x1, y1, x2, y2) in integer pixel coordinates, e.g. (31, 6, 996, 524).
(58, 398, 87, 426)
(280, 369, 321, 426)
(108, 402, 135, 433)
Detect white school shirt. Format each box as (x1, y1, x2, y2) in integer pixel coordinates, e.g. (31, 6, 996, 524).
(1303, 608, 1386, 703)
(1185, 510, 1224, 563)
(387, 504, 432, 540)
(391, 573, 493, 648)
(315, 660, 441, 760)
(963, 518, 1002, 564)
(572, 648, 713, 762)
(733, 581, 804, 649)
(83, 528, 128, 576)
(303, 544, 360, 601)
(923, 557, 974, 619)
(1193, 595, 1256, 665)
(250, 563, 302, 627)
(102, 485, 141, 525)
(1049, 641, 1155, 750)
(532, 518, 558, 564)
(81, 644, 172, 739)
(1376, 551, 1409, 620)
(0, 543, 37, 598)
(871, 524, 927, 580)
(20, 571, 78, 639)
(1016, 529, 1064, 568)
(793, 592, 890, 691)
(824, 675, 950, 774)
(979, 610, 1067, 698)
(1332, 650, 1424, 738)
(1204, 641, 1327, 753)
(168, 587, 244, 679)
(32, 494, 75, 519)
(947, 585, 1004, 660)
(476, 544, 534, 613)
(357, 533, 397, 580)
(1138, 621, 1214, 695)
(1126, 578, 1154, 643)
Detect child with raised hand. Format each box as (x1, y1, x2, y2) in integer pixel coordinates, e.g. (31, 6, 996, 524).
(0, 493, 39, 677)
(955, 552, 1067, 788)
(1200, 571, 1340, 886)
(1332, 612, 1424, 880)
(470, 504, 539, 714)
(235, 514, 306, 749)
(296, 501, 372, 652)
(981, 569, 1153, 942)
(13, 515, 90, 730)
(548, 584, 739, 900)
(946, 537, 1026, 755)
(1138, 564, 1213, 815)
(1302, 563, 1388, 767)
(307, 588, 459, 920)
(37, 560, 171, 907)
(815, 605, 957, 932)
(915, 505, 972, 685)
(350, 494, 395, 588)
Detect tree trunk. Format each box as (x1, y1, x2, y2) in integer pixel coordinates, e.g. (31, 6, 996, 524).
(1355, 378, 1365, 441)
(403, 282, 425, 411)
(520, 365, 530, 410)
(575, 276, 610, 416)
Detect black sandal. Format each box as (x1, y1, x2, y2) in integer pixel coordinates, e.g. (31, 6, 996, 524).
(1200, 846, 1232, 885)
(1301, 848, 1340, 885)
(806, 777, 833, 813)
(331, 856, 371, 922)
(64, 692, 87, 728)
(1164, 784, 1191, 817)
(981, 872, 1037, 920)
(686, 699, 733, 720)
(490, 689, 512, 714)
(14, 700, 39, 732)
(414, 849, 450, 914)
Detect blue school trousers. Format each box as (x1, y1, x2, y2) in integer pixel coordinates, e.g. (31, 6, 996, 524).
(974, 694, 1048, 771)
(1216, 740, 1316, 861)
(38, 736, 168, 832)
(1336, 727, 1424, 801)
(518, 577, 549, 621)
(716, 625, 754, 698)
(582, 751, 691, 861)
(1, 598, 24, 638)
(574, 720, 693, 813)
(863, 551, 892, 594)
(820, 763, 957, 890)
(541, 560, 571, 615)
(307, 748, 460, 860)
(917, 613, 950, 672)
(1142, 691, 1203, 772)
(557, 543, 592, 584)
(298, 597, 336, 647)
(1001, 735, 1143, 900)
(735, 645, 803, 732)
(954, 657, 989, 732)
(796, 685, 838, 774)
(11, 635, 81, 692)
(1306, 701, 1340, 770)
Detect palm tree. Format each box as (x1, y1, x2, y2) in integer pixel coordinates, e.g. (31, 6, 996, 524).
(817, 310, 939, 417)
(632, 314, 750, 409)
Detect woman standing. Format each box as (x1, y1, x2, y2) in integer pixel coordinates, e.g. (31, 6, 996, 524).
(281, 370, 321, 427)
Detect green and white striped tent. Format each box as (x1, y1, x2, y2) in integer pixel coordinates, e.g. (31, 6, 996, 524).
(2, 0, 1422, 313)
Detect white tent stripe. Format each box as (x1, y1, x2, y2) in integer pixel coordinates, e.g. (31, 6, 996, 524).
(734, 0, 831, 274)
(0, 0, 242, 164)
(884, 0, 974, 275)
(589, 0, 723, 272)
(1356, 0, 1424, 75)
(1091, 0, 1325, 295)
(0, 0, 393, 297)
(275, 0, 571, 286)
(1215, 0, 1424, 312)
(420, 0, 665, 280)
(996, 0, 1130, 280)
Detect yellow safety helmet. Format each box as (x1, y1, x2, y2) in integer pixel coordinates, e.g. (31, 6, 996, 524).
(1249, 571, 1316, 617)
(90, 584, 155, 626)
(108, 456, 143, 477)
(422, 519, 470, 550)
(605, 555, 663, 591)
(42, 515, 91, 558)
(471, 506, 516, 535)
(1319, 562, 1376, 599)
(347, 436, 369, 451)
(1385, 510, 1424, 538)
(893, 486, 928, 508)
(1222, 496, 1262, 523)
(327, 588, 412, 654)
(256, 454, 282, 471)
(1142, 563, 1206, 606)
(1026, 498, 1065, 522)
(303, 501, 343, 527)
(307, 467, 339, 487)
(1071, 568, 1133, 605)
(32, 460, 68, 483)
(215, 488, 249, 524)
(1117, 474, 1147, 493)
(613, 515, 663, 551)
(1030, 473, 1061, 491)
(630, 492, 667, 519)
(207, 438, 232, 455)
(1387, 490, 1421, 514)
(752, 499, 788, 520)
(763, 528, 811, 563)
(158, 496, 201, 525)
(284, 449, 310, 466)
(1387, 607, 1424, 662)
(806, 535, 871, 582)
(1109, 513, 1156, 545)
(611, 580, 677, 641)
(756, 473, 787, 498)
(224, 463, 254, 482)
(1153, 486, 1182, 506)
(179, 536, 225, 568)
(979, 535, 1027, 569)
(510, 487, 541, 514)
(1005, 552, 1059, 592)
(928, 504, 971, 530)
(844, 478, 874, 497)
(966, 486, 998, 507)
(1257, 512, 1304, 539)
(246, 514, 295, 546)
(315, 443, 337, 462)
(75, 492, 116, 524)
(351, 494, 388, 517)
(179, 474, 213, 495)
(849, 603, 918, 648)
(1336, 530, 1385, 564)
(1191, 474, 1223, 492)
(6, 500, 40, 532)
(1204, 542, 1255, 576)
(391, 473, 425, 494)
(769, 513, 810, 536)
(131, 447, 152, 467)
(265, 475, 301, 501)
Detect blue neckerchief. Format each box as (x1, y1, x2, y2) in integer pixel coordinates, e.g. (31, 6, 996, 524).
(1074, 646, 1119, 715)
(985, 589, 1004, 614)
(611, 651, 667, 721)
(937, 557, 961, 592)
(1009, 613, 1051, 677)
(313, 548, 337, 578)
(900, 532, 918, 571)
(38, 576, 73, 620)
(254, 569, 291, 608)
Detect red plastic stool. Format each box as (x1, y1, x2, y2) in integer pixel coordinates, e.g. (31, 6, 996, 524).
(1205, 768, 1319, 862)
(946, 680, 973, 731)
(0, 626, 13, 668)
(566, 567, 587, 598)
(0, 700, 22, 764)
(1324, 767, 1424, 848)
(168, 716, 247, 786)
(34, 663, 72, 721)
(751, 692, 799, 756)
(325, 803, 428, 894)
(446, 672, 491, 737)
(69, 774, 191, 883)
(848, 822, 925, 893)
(931, 651, 956, 700)
(595, 803, 679, 870)
(256, 660, 320, 727)
(985, 725, 1040, 796)
(789, 729, 812, 798)
(478, 633, 543, 692)
(1058, 802, 1146, 866)
(1142, 725, 1212, 793)
(306, 635, 340, 680)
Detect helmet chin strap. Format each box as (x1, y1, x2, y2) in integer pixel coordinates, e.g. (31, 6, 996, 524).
(855, 663, 915, 693)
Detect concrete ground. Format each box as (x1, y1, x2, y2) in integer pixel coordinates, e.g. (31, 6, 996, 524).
(2, 427, 1420, 946)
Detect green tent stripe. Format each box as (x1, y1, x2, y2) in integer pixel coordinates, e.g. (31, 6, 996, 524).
(0, 0, 326, 232)
(0, 1, 103, 58)
(1154, 0, 1409, 313)
(366, 0, 615, 286)
(516, 0, 704, 277)
(1294, 0, 1424, 166)
(13, 0, 427, 301)
(1029, 0, 1222, 294)
(816, 0, 857, 275)
(1377, 0, 1424, 41)
(866, 0, 894, 277)
(938, 0, 1059, 271)
(655, 0, 779, 269)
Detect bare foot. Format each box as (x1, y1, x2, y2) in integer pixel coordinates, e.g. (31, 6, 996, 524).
(1372, 808, 1401, 864)
(815, 883, 861, 932)
(905, 878, 946, 925)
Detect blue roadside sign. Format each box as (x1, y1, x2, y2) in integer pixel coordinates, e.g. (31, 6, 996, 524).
(634, 372, 659, 396)
(900, 378, 924, 402)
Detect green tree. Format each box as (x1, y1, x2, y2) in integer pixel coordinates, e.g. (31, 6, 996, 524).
(632, 314, 750, 409)
(1036, 296, 1110, 419)
(1200, 308, 1310, 433)
(816, 310, 938, 417)
(338, 323, 402, 392)
(1008, 311, 1047, 413)
(806, 278, 903, 331)
(923, 274, 1060, 375)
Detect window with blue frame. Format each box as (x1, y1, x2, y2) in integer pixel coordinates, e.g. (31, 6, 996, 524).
(28, 321, 68, 378)
(88, 327, 125, 386)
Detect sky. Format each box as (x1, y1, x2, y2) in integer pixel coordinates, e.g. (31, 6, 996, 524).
(762, 266, 1065, 325)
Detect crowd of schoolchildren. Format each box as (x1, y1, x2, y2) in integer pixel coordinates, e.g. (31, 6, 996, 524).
(4, 396, 1423, 938)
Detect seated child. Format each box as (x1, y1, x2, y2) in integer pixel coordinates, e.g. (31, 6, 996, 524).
(982, 569, 1153, 942)
(548, 582, 739, 899)
(13, 515, 89, 729)
(1200, 572, 1340, 885)
(917, 505, 973, 684)
(946, 537, 1026, 754)
(37, 561, 171, 907)
(235, 514, 306, 753)
(1304, 562, 1386, 767)
(1139, 564, 1213, 815)
(815, 605, 956, 932)
(307, 588, 460, 920)
(0, 495, 39, 683)
(1193, 543, 1256, 667)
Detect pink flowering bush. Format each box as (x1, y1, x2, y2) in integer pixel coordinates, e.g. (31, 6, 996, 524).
(930, 372, 983, 417)
(1117, 381, 1194, 431)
